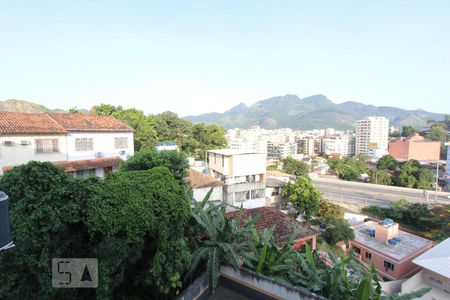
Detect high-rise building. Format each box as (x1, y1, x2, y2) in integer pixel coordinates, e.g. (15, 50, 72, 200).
(355, 116, 389, 156)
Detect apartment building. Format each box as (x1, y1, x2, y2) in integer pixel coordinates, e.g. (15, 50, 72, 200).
(0, 111, 134, 177)
(389, 134, 441, 161)
(267, 141, 297, 158)
(355, 116, 389, 156)
(296, 137, 315, 157)
(349, 219, 433, 281)
(321, 135, 355, 157)
(401, 238, 450, 299)
(208, 149, 266, 208)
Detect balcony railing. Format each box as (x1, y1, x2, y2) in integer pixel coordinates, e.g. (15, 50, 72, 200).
(224, 181, 265, 193)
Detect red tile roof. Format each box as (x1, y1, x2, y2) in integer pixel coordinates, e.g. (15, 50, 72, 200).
(186, 169, 225, 189)
(2, 156, 122, 172)
(227, 207, 318, 244)
(47, 112, 134, 132)
(0, 111, 66, 134)
(0, 111, 133, 135)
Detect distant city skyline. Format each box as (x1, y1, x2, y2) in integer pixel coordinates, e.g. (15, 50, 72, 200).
(1, 1, 449, 116)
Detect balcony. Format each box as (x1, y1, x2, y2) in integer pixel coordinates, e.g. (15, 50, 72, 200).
(224, 181, 265, 193)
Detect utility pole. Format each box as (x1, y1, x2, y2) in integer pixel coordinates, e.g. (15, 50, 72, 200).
(435, 160, 439, 202)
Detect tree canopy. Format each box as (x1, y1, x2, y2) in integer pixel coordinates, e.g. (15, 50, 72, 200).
(321, 216, 355, 245)
(0, 161, 192, 299)
(282, 176, 321, 221)
(282, 156, 310, 177)
(90, 103, 227, 156)
(377, 154, 399, 171)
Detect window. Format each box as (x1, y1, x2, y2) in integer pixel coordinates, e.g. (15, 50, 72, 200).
(353, 246, 361, 254)
(384, 261, 394, 271)
(36, 139, 59, 153)
(73, 169, 96, 178)
(114, 137, 128, 149)
(75, 138, 93, 151)
(365, 252, 372, 260)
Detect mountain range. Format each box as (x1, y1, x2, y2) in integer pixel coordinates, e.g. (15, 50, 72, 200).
(1, 96, 444, 130)
(184, 94, 444, 130)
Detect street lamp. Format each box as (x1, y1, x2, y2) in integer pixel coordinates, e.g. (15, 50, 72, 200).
(0, 191, 14, 251)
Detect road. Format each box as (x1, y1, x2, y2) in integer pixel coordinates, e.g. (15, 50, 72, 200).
(311, 177, 449, 208)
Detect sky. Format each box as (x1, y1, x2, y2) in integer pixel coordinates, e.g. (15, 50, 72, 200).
(0, 1, 449, 116)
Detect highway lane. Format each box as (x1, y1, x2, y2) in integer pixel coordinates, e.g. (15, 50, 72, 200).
(311, 178, 449, 207)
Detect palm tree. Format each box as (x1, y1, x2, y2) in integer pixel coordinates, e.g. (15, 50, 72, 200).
(187, 189, 254, 290)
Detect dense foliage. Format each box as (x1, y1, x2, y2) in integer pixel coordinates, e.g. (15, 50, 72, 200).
(316, 198, 345, 219)
(363, 200, 450, 242)
(321, 216, 355, 245)
(282, 176, 321, 221)
(328, 155, 368, 181)
(281, 157, 310, 177)
(120, 148, 188, 182)
(376, 154, 399, 171)
(0, 162, 191, 299)
(368, 169, 393, 185)
(91, 104, 227, 157)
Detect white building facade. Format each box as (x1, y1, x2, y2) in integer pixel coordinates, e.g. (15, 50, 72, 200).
(0, 112, 134, 177)
(208, 149, 266, 208)
(355, 116, 389, 156)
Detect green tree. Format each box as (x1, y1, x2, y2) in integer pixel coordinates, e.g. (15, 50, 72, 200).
(377, 155, 399, 171)
(154, 111, 193, 150)
(401, 126, 417, 137)
(282, 157, 310, 177)
(415, 168, 434, 190)
(321, 216, 355, 245)
(0, 162, 94, 300)
(316, 198, 344, 219)
(91, 103, 124, 116)
(368, 169, 392, 185)
(121, 149, 188, 182)
(282, 176, 321, 221)
(426, 123, 448, 141)
(190, 123, 227, 159)
(88, 167, 191, 297)
(69, 106, 80, 114)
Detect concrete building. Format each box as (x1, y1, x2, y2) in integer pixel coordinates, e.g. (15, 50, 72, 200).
(355, 116, 389, 156)
(208, 149, 266, 208)
(446, 143, 450, 188)
(297, 137, 316, 157)
(389, 134, 441, 161)
(0, 111, 134, 177)
(321, 135, 355, 157)
(267, 141, 297, 158)
(401, 238, 450, 299)
(265, 178, 288, 207)
(349, 219, 433, 281)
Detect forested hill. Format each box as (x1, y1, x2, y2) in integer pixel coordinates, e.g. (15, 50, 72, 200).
(184, 94, 445, 130)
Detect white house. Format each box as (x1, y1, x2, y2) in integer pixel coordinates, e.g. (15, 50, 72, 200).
(187, 168, 224, 202)
(208, 149, 266, 208)
(0, 111, 134, 177)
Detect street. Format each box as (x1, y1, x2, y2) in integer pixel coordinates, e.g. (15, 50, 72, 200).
(311, 177, 449, 208)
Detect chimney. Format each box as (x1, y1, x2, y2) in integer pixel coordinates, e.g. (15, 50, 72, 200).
(375, 219, 399, 242)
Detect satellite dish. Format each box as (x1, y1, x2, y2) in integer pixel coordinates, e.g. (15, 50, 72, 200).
(0, 191, 14, 251)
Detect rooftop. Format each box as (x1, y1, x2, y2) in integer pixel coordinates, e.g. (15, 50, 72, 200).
(47, 112, 134, 132)
(266, 170, 295, 178)
(187, 168, 225, 189)
(413, 238, 450, 279)
(227, 207, 318, 244)
(0, 111, 66, 134)
(0, 111, 134, 134)
(266, 177, 287, 188)
(352, 221, 432, 261)
(208, 149, 263, 156)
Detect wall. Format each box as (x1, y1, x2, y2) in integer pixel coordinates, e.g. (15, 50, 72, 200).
(208, 153, 229, 175)
(220, 266, 325, 300)
(408, 141, 441, 161)
(177, 271, 211, 300)
(231, 153, 266, 177)
(0, 134, 67, 174)
(349, 240, 433, 280)
(193, 186, 223, 202)
(66, 132, 134, 161)
(388, 140, 409, 160)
